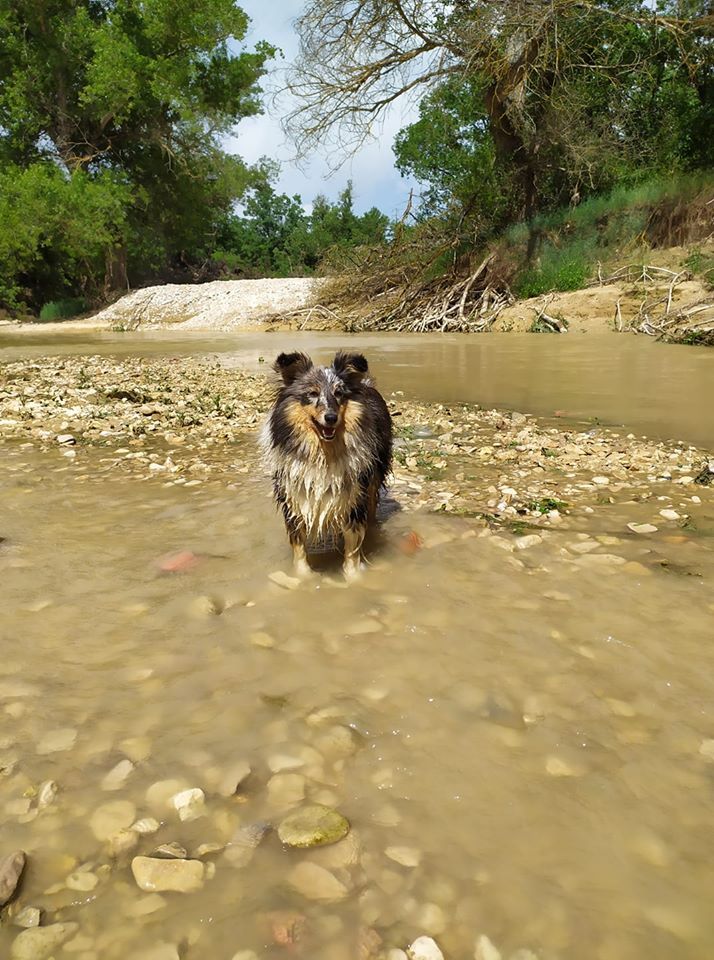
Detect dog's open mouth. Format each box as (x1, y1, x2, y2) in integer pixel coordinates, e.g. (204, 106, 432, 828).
(316, 422, 337, 441)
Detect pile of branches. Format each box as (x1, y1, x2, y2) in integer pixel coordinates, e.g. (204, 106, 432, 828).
(622, 268, 714, 344)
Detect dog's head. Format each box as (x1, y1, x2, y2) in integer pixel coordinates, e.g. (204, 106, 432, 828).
(273, 351, 369, 443)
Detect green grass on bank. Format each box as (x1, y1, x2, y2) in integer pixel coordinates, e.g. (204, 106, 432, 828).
(504, 172, 714, 299)
(38, 298, 88, 322)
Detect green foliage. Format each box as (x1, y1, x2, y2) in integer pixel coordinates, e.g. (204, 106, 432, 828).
(214, 176, 390, 277)
(39, 299, 89, 322)
(0, 0, 274, 309)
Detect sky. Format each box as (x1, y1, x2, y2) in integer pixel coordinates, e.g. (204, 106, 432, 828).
(224, 0, 419, 216)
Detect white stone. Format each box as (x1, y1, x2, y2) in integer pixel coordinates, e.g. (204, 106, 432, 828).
(592, 476, 610, 485)
(218, 760, 252, 797)
(171, 788, 205, 822)
(101, 759, 135, 791)
(627, 522, 658, 534)
(407, 937, 444, 960)
(385, 846, 422, 867)
(11, 923, 79, 959)
(287, 861, 349, 902)
(131, 856, 205, 893)
(659, 509, 680, 521)
(474, 935, 502, 960)
(36, 728, 77, 755)
(65, 870, 98, 892)
(514, 534, 542, 550)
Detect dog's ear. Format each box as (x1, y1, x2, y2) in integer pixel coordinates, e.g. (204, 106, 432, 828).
(333, 352, 369, 382)
(273, 352, 313, 385)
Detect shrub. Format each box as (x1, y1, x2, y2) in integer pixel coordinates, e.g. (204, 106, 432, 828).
(38, 298, 88, 322)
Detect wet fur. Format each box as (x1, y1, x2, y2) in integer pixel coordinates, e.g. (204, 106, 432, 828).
(261, 351, 392, 578)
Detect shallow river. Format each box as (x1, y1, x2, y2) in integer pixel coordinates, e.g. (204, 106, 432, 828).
(1, 331, 713, 960)
(2, 329, 713, 446)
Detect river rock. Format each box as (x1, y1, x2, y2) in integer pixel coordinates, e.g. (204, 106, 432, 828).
(11, 906, 41, 928)
(37, 780, 59, 809)
(107, 828, 140, 858)
(153, 842, 188, 859)
(133, 817, 161, 834)
(90, 800, 136, 841)
(278, 804, 350, 848)
(101, 758, 135, 791)
(627, 522, 658, 534)
(131, 856, 205, 893)
(217, 760, 251, 797)
(65, 868, 99, 892)
(407, 937, 444, 960)
(267, 773, 305, 809)
(385, 845, 421, 868)
(10, 922, 79, 959)
(0, 851, 26, 906)
(474, 935, 502, 960)
(146, 778, 189, 810)
(171, 787, 205, 822)
(36, 727, 77, 754)
(287, 861, 349, 902)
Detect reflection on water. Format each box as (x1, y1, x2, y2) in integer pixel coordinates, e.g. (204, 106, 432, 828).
(1, 440, 713, 959)
(1, 328, 713, 446)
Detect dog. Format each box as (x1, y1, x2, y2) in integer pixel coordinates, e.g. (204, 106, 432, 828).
(261, 351, 392, 579)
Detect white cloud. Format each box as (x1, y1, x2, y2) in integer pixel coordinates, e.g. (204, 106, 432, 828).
(224, 0, 419, 216)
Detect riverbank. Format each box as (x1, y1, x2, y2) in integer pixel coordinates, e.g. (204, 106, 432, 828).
(1, 354, 711, 534)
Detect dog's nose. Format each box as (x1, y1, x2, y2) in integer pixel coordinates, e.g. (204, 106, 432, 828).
(324, 411, 338, 425)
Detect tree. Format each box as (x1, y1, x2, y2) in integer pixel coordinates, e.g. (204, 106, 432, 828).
(287, 0, 713, 222)
(215, 175, 390, 277)
(0, 0, 274, 307)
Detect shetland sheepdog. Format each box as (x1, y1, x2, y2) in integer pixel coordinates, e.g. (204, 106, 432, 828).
(261, 351, 392, 579)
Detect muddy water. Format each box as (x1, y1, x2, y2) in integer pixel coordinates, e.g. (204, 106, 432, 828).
(1, 332, 714, 960)
(1, 329, 713, 446)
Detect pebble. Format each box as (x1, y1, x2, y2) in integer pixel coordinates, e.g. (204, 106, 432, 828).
(146, 779, 188, 810)
(267, 773, 306, 809)
(407, 937, 445, 960)
(101, 758, 135, 791)
(217, 760, 251, 797)
(309, 830, 361, 869)
(0, 850, 26, 906)
(592, 475, 610, 485)
(37, 780, 59, 809)
(659, 508, 680, 521)
(10, 922, 79, 960)
(132, 817, 161, 834)
(474, 935, 502, 960)
(125, 894, 167, 917)
(65, 869, 99, 892)
(90, 800, 137, 841)
(56, 434, 76, 445)
(131, 856, 205, 893)
(269, 571, 301, 590)
(249, 631, 276, 648)
(287, 861, 349, 902)
(514, 534, 542, 550)
(420, 902, 447, 936)
(278, 804, 350, 848)
(268, 753, 305, 773)
(546, 755, 586, 777)
(107, 828, 140, 859)
(11, 906, 41, 928)
(171, 787, 205, 822)
(627, 522, 658, 534)
(385, 846, 422, 867)
(36, 727, 77, 754)
(153, 842, 188, 860)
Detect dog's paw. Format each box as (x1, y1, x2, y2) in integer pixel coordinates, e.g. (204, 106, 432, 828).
(342, 559, 365, 582)
(293, 558, 314, 580)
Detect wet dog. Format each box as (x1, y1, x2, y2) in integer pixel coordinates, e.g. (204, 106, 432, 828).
(261, 351, 392, 579)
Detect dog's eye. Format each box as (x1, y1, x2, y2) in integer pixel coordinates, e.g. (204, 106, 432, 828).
(306, 391, 319, 402)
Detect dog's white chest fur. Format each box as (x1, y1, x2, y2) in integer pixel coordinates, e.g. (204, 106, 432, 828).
(261, 422, 370, 538)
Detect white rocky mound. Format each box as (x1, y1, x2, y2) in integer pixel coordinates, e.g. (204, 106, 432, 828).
(92, 277, 322, 331)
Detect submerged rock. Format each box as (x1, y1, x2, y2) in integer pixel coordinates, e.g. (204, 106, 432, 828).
(11, 922, 79, 960)
(277, 804, 350, 848)
(131, 856, 205, 893)
(90, 800, 136, 841)
(0, 850, 26, 906)
(287, 861, 349, 902)
(474, 935, 502, 960)
(407, 937, 445, 960)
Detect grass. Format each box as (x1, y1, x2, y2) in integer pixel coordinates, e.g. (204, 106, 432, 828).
(38, 298, 88, 322)
(505, 171, 714, 299)
(527, 497, 568, 515)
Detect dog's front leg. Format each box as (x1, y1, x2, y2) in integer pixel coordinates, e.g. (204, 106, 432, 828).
(343, 496, 368, 580)
(279, 496, 311, 578)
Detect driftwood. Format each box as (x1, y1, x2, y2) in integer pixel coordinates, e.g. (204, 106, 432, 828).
(529, 295, 568, 333)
